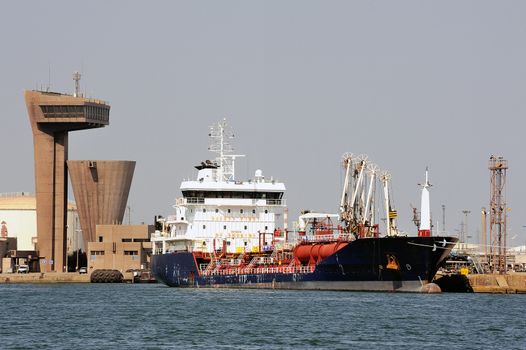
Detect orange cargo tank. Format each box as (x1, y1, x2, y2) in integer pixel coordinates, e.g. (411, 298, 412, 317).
(294, 242, 349, 266)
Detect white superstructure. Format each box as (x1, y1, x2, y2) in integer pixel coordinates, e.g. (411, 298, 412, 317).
(152, 119, 287, 255)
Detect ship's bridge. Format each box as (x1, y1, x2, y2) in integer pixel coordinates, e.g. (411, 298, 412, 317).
(178, 179, 286, 207)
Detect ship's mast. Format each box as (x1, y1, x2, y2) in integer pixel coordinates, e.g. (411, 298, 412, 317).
(208, 119, 244, 182)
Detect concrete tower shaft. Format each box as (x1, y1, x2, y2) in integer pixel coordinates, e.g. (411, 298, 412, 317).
(25, 90, 109, 272)
(68, 160, 135, 251)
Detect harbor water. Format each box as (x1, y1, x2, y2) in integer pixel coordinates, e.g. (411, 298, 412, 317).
(1, 284, 524, 349)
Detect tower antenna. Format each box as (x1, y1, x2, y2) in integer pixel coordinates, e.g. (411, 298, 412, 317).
(47, 62, 52, 92)
(73, 71, 81, 97)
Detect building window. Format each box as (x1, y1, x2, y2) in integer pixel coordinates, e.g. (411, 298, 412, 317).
(223, 225, 227, 230)
(215, 208, 219, 213)
(264, 210, 268, 214)
(240, 209, 244, 214)
(252, 209, 256, 214)
(122, 238, 132, 242)
(244, 225, 248, 230)
(227, 209, 231, 213)
(98, 236, 103, 242)
(265, 226, 268, 231)
(91, 250, 104, 255)
(124, 250, 138, 256)
(203, 225, 206, 229)
(203, 208, 206, 213)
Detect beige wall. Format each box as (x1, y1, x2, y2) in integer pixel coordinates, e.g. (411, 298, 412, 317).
(87, 224, 152, 273)
(68, 160, 135, 250)
(0, 205, 81, 253)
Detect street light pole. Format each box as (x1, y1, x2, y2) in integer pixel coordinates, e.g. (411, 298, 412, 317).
(75, 216, 81, 272)
(462, 210, 471, 252)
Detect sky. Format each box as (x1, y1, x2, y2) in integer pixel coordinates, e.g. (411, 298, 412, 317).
(1, 1, 525, 246)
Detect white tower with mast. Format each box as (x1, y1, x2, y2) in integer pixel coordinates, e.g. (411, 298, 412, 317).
(418, 168, 431, 237)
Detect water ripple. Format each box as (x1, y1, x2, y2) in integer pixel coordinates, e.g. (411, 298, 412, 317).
(0, 284, 524, 349)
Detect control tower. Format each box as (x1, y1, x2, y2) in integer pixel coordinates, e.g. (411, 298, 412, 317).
(25, 82, 110, 272)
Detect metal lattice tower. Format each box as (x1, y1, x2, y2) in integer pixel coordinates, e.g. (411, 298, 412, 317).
(488, 156, 508, 274)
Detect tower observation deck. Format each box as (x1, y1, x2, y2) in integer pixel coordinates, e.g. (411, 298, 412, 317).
(25, 90, 110, 272)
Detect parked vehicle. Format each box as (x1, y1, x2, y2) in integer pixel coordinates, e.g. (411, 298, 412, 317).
(17, 265, 29, 273)
(78, 267, 87, 274)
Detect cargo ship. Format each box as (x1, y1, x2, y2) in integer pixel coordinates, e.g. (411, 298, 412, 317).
(151, 120, 457, 292)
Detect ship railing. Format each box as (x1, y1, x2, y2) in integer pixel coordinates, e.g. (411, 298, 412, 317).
(302, 233, 355, 243)
(202, 260, 219, 274)
(278, 252, 294, 261)
(266, 199, 285, 206)
(227, 259, 243, 266)
(250, 199, 286, 206)
(201, 265, 315, 276)
(256, 257, 274, 265)
(281, 242, 296, 250)
(245, 257, 258, 269)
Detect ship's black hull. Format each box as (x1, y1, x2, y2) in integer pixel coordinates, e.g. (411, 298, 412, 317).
(151, 236, 457, 292)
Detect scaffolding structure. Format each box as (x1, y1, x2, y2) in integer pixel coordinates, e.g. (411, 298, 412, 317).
(488, 156, 508, 274)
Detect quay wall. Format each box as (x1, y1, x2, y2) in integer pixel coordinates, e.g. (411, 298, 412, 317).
(1, 271, 134, 283)
(0, 272, 90, 283)
(468, 273, 526, 293)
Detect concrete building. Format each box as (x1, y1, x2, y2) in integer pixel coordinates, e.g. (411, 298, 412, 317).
(0, 193, 81, 251)
(0, 193, 82, 272)
(25, 90, 109, 272)
(68, 160, 136, 251)
(87, 224, 152, 273)
(0, 237, 17, 273)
